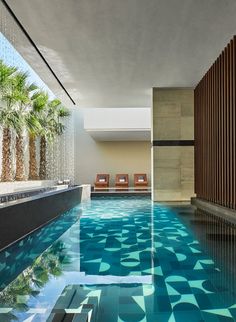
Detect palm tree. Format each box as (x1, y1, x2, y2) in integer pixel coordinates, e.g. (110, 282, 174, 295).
(0, 64, 39, 181)
(0, 61, 18, 181)
(31, 91, 49, 180)
(27, 93, 44, 180)
(37, 97, 70, 180)
(0, 60, 70, 182)
(11, 71, 38, 181)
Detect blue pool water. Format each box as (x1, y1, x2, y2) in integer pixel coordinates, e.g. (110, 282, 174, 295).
(0, 197, 236, 321)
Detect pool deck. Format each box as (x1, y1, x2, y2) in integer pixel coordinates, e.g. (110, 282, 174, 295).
(91, 187, 151, 197)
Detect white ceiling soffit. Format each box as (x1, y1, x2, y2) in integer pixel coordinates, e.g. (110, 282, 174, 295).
(0, 1, 75, 108)
(83, 107, 150, 141)
(84, 108, 150, 130)
(4, 0, 236, 108)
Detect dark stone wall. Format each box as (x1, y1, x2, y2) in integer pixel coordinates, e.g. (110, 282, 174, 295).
(0, 186, 82, 251)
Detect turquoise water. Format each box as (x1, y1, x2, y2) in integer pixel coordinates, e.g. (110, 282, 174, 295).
(0, 197, 236, 321)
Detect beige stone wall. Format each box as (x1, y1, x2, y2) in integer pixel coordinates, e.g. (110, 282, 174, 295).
(74, 109, 151, 187)
(152, 88, 194, 201)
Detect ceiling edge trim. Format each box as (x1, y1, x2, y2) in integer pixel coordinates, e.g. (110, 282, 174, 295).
(1, 0, 76, 105)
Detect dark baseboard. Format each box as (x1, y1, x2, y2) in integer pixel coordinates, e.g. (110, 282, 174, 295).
(91, 191, 151, 197)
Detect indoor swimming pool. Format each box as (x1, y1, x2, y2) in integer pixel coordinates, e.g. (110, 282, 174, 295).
(0, 197, 236, 321)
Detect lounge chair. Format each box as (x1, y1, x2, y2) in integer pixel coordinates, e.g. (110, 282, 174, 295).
(115, 174, 129, 189)
(134, 173, 148, 188)
(94, 174, 109, 189)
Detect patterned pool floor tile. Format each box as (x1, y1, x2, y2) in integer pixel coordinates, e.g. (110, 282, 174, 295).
(0, 197, 236, 321)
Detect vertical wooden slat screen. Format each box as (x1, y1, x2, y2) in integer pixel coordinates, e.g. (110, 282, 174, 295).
(194, 36, 236, 210)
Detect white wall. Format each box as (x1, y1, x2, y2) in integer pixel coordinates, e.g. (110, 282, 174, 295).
(84, 108, 150, 130)
(74, 109, 151, 186)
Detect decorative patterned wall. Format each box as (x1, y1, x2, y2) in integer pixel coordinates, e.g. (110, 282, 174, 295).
(195, 36, 236, 209)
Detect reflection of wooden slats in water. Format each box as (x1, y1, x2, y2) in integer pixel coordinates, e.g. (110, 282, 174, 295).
(206, 233, 236, 241)
(190, 219, 218, 225)
(178, 211, 194, 216)
(47, 285, 98, 322)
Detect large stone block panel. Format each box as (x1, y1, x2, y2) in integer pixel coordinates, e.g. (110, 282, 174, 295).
(154, 167, 181, 190)
(153, 117, 181, 140)
(152, 88, 194, 201)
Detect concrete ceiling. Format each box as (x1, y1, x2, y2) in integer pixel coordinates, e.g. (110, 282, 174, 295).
(5, 0, 236, 108)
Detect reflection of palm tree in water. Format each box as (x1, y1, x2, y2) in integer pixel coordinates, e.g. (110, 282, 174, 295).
(0, 241, 71, 318)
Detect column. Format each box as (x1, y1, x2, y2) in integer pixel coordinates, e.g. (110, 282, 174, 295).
(151, 88, 194, 201)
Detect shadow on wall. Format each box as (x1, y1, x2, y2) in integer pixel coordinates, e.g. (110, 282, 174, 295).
(84, 141, 150, 186)
(74, 108, 151, 186)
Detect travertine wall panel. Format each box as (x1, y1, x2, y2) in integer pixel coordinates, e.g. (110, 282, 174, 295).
(152, 88, 194, 201)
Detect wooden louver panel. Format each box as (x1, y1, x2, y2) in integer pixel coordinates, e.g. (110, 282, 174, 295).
(194, 36, 236, 210)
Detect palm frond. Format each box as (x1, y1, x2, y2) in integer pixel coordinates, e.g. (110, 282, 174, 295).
(0, 60, 70, 137)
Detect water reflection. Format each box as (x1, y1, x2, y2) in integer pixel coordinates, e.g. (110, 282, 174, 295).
(177, 206, 236, 305)
(0, 241, 70, 321)
(0, 198, 153, 322)
(0, 206, 81, 290)
(1, 199, 236, 321)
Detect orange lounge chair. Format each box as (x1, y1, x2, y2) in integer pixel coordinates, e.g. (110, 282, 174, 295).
(94, 174, 109, 189)
(115, 174, 129, 189)
(134, 173, 148, 188)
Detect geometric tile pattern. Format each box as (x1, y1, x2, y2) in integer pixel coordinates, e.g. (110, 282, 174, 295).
(0, 197, 235, 321)
(80, 198, 153, 276)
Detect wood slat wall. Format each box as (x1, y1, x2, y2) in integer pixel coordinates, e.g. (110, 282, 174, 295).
(195, 36, 236, 210)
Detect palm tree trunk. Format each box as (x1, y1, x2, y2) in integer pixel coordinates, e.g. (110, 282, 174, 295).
(28, 134, 39, 180)
(39, 135, 47, 180)
(15, 133, 26, 181)
(1, 127, 13, 182)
